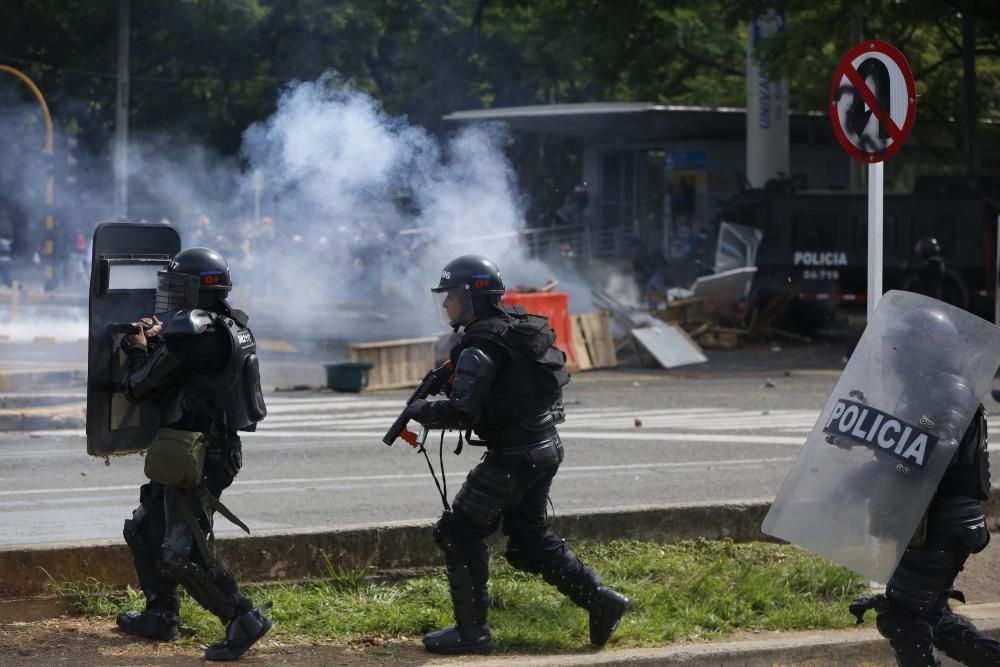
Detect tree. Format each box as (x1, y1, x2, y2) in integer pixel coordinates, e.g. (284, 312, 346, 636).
(747, 0, 1000, 178)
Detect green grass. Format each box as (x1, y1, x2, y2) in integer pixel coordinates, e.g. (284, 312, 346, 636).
(53, 539, 866, 652)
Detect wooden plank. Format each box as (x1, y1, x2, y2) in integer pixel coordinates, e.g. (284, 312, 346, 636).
(350, 336, 440, 350)
(577, 311, 618, 369)
(570, 316, 594, 372)
(350, 337, 437, 390)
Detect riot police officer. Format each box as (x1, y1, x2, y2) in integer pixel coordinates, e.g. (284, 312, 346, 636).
(904, 237, 946, 301)
(402, 255, 629, 654)
(115, 247, 272, 661)
(852, 307, 1000, 666)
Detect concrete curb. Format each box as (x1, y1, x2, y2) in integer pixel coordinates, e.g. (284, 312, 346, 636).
(6, 495, 1000, 600)
(0, 501, 777, 598)
(431, 618, 1000, 666)
(4, 505, 1000, 666)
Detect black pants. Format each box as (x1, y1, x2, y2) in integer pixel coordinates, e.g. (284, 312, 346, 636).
(124, 435, 250, 623)
(875, 496, 999, 666)
(435, 440, 601, 613)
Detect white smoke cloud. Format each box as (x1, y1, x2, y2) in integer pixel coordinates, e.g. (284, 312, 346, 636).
(1, 75, 596, 345)
(238, 77, 585, 340)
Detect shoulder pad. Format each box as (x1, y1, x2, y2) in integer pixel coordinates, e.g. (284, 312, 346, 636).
(456, 346, 496, 373)
(230, 308, 250, 327)
(160, 309, 214, 337)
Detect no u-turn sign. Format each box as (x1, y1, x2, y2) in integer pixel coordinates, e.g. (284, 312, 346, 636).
(830, 40, 916, 163)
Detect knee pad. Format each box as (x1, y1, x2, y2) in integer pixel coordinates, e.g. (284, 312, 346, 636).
(432, 511, 491, 564)
(452, 463, 514, 530)
(160, 550, 235, 622)
(886, 547, 956, 615)
(433, 513, 456, 552)
(928, 497, 989, 553)
(876, 599, 936, 648)
(123, 506, 147, 546)
(876, 607, 915, 641)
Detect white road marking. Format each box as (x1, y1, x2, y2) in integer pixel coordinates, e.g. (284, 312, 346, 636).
(0, 457, 796, 498)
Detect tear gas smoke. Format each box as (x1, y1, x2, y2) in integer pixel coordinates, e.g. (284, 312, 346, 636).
(0, 76, 595, 344)
(239, 77, 592, 339)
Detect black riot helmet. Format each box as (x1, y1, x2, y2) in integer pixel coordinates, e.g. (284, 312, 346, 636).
(887, 305, 960, 377)
(154, 247, 232, 313)
(914, 237, 942, 261)
(431, 255, 505, 327)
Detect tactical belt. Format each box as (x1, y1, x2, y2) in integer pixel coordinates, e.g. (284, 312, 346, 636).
(475, 429, 560, 452)
(488, 439, 562, 462)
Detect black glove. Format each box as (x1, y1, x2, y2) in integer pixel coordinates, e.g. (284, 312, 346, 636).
(404, 398, 432, 424)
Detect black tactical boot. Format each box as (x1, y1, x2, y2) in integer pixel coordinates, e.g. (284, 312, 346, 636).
(423, 558, 492, 655)
(204, 603, 273, 661)
(422, 622, 492, 655)
(116, 607, 180, 641)
(589, 586, 630, 646)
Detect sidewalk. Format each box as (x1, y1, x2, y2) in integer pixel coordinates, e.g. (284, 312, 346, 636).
(5, 603, 1000, 666)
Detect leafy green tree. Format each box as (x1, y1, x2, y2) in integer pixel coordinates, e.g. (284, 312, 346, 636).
(747, 0, 1000, 177)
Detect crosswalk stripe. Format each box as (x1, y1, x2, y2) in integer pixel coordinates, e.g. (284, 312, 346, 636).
(14, 389, 1000, 440)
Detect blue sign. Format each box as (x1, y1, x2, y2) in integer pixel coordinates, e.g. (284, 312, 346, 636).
(665, 151, 706, 175)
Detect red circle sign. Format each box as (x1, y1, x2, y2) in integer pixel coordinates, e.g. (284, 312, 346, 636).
(829, 40, 916, 164)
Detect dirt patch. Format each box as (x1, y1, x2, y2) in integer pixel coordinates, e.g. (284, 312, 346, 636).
(0, 616, 430, 666)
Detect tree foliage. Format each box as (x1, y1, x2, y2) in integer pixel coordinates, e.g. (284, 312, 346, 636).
(0, 0, 996, 181)
(747, 0, 1000, 174)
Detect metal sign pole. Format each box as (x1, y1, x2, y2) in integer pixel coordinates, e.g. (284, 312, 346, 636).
(867, 161, 884, 322)
(995, 214, 1000, 325)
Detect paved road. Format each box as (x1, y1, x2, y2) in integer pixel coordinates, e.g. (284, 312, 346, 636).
(0, 358, 834, 546)
(7, 341, 997, 548)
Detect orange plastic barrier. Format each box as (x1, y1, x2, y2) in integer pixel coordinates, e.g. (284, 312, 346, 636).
(502, 291, 579, 373)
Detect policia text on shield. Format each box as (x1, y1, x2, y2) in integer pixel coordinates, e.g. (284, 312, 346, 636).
(88, 224, 272, 661)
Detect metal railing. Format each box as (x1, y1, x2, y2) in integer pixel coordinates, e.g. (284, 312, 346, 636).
(521, 223, 634, 259)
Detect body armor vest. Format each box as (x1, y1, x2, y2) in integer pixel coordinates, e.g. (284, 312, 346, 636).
(453, 307, 569, 443)
(162, 310, 267, 433)
(193, 313, 267, 432)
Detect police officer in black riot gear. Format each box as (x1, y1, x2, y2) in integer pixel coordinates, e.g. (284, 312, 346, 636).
(852, 308, 1000, 666)
(403, 255, 629, 655)
(116, 247, 272, 661)
(903, 238, 946, 302)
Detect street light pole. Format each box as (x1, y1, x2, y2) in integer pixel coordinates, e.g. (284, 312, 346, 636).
(114, 0, 130, 221)
(0, 65, 56, 290)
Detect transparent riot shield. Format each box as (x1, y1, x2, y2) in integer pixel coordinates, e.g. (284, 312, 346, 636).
(87, 222, 180, 456)
(762, 290, 1000, 582)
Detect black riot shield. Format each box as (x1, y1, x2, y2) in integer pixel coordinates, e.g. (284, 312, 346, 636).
(87, 222, 180, 456)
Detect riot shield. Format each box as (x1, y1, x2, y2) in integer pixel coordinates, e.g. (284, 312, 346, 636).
(762, 290, 1000, 583)
(87, 222, 180, 456)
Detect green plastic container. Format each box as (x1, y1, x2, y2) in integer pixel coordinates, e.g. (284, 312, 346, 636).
(324, 362, 375, 392)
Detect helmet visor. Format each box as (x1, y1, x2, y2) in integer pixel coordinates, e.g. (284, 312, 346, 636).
(432, 286, 473, 327)
(154, 270, 200, 314)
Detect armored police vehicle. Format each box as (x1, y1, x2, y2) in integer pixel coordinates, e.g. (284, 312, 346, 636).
(715, 182, 1000, 331)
